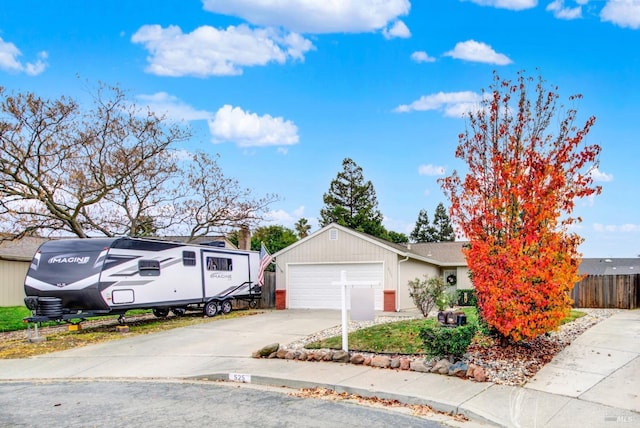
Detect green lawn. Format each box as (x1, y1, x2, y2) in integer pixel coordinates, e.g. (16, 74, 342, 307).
(305, 307, 479, 354)
(305, 307, 584, 354)
(0, 306, 151, 333)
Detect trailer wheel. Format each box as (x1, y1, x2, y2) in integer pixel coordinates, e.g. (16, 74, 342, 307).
(248, 299, 258, 309)
(204, 301, 218, 317)
(221, 300, 233, 315)
(152, 308, 170, 318)
(172, 307, 186, 317)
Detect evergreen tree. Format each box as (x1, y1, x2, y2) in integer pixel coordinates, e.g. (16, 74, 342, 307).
(410, 209, 435, 242)
(319, 158, 386, 238)
(431, 202, 455, 242)
(387, 230, 409, 244)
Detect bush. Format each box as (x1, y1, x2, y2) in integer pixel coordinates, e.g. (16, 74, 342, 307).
(408, 275, 447, 317)
(456, 289, 477, 307)
(419, 323, 478, 359)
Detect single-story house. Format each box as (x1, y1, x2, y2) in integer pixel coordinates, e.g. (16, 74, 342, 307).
(272, 223, 471, 312)
(579, 258, 640, 275)
(0, 236, 48, 306)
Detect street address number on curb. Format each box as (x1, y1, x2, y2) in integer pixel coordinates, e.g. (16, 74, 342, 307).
(229, 373, 251, 383)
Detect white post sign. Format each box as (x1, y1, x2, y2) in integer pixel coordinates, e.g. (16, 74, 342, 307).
(332, 270, 380, 352)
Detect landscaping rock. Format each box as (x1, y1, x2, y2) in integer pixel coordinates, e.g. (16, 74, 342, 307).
(332, 350, 350, 363)
(350, 354, 365, 365)
(466, 363, 478, 378)
(322, 351, 335, 361)
(257, 343, 280, 357)
(390, 357, 401, 369)
(399, 358, 411, 371)
(473, 366, 487, 382)
(431, 359, 451, 374)
(296, 351, 308, 361)
(409, 359, 431, 373)
(276, 348, 288, 359)
(371, 356, 391, 368)
(284, 350, 296, 360)
(448, 361, 468, 377)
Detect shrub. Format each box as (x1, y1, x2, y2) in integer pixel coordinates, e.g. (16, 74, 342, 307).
(419, 323, 478, 359)
(408, 275, 446, 317)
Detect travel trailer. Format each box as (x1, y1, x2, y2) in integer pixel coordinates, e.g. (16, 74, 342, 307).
(23, 237, 262, 323)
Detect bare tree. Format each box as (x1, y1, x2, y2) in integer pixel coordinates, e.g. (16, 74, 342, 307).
(0, 84, 277, 240)
(172, 152, 279, 242)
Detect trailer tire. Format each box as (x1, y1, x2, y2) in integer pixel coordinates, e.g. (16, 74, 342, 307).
(152, 308, 170, 318)
(204, 301, 218, 317)
(36, 297, 63, 318)
(249, 299, 258, 309)
(172, 307, 186, 317)
(221, 300, 232, 315)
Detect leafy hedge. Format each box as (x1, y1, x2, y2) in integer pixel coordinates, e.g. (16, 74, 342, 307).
(418, 323, 478, 359)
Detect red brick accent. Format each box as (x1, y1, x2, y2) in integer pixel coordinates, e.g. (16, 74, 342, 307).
(275, 290, 287, 310)
(383, 290, 396, 312)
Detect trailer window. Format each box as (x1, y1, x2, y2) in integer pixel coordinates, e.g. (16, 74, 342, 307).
(206, 257, 232, 271)
(138, 260, 160, 276)
(182, 251, 196, 266)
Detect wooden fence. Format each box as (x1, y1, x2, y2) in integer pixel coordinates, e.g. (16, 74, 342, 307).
(571, 274, 640, 309)
(233, 271, 275, 310)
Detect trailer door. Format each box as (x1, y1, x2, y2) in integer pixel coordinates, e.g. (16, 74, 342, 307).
(201, 250, 251, 298)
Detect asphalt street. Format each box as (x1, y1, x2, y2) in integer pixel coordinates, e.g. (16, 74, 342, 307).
(0, 380, 449, 428)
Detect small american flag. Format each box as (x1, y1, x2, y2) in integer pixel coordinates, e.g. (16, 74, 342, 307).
(257, 242, 273, 287)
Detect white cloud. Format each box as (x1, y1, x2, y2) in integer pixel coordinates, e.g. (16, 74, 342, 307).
(383, 20, 411, 39)
(411, 51, 436, 63)
(418, 164, 446, 176)
(444, 40, 512, 65)
(264, 206, 317, 230)
(201, 0, 411, 34)
(589, 167, 614, 182)
(265, 209, 296, 225)
(594, 223, 640, 233)
(209, 105, 299, 148)
(546, 0, 584, 19)
(464, 0, 537, 10)
(131, 24, 314, 77)
(394, 91, 482, 117)
(137, 92, 213, 121)
(0, 39, 48, 75)
(601, 0, 640, 29)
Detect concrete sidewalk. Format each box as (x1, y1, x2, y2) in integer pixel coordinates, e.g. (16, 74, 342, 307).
(0, 309, 638, 427)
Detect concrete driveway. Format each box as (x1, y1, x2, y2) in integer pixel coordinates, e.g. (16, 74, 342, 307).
(0, 309, 346, 380)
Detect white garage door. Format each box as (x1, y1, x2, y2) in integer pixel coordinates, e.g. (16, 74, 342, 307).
(288, 263, 384, 310)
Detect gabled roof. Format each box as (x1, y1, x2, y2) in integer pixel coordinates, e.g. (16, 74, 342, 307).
(0, 236, 49, 261)
(273, 223, 466, 267)
(404, 241, 468, 265)
(579, 258, 640, 275)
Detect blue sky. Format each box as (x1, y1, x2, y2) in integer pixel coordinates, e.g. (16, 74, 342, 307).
(1, 0, 639, 258)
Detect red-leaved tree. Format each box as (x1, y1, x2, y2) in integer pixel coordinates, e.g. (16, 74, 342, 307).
(439, 71, 602, 342)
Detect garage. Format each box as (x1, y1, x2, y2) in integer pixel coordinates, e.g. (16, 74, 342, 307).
(287, 263, 384, 310)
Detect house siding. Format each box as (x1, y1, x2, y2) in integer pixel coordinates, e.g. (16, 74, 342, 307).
(398, 258, 440, 310)
(0, 259, 28, 307)
(275, 227, 397, 292)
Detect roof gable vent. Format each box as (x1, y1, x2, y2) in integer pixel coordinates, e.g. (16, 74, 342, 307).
(329, 229, 338, 241)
